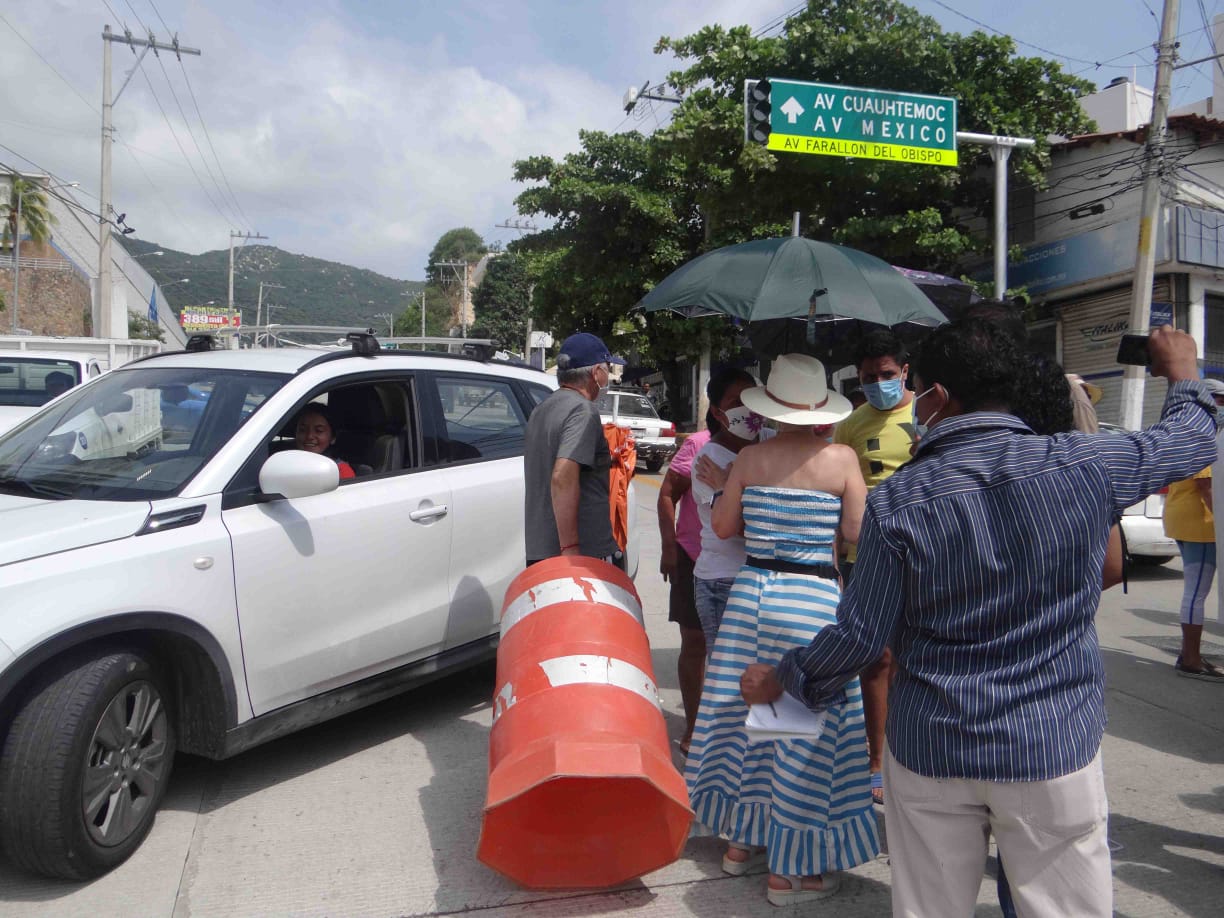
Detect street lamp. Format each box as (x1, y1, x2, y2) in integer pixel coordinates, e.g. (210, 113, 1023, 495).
(159, 278, 190, 290)
(10, 177, 80, 333)
(130, 250, 164, 260)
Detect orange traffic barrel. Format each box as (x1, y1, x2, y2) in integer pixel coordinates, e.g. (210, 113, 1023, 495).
(476, 556, 693, 889)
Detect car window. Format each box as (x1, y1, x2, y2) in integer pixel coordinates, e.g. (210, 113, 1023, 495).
(435, 375, 529, 460)
(524, 383, 552, 409)
(610, 392, 657, 418)
(0, 367, 289, 501)
(0, 356, 82, 408)
(596, 391, 615, 413)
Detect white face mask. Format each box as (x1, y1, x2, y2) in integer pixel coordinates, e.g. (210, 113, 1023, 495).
(723, 405, 763, 441)
(911, 384, 941, 438)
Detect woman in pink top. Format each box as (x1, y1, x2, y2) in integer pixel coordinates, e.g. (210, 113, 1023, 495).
(658, 427, 711, 755)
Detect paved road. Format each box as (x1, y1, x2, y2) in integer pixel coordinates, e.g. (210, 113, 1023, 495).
(1, 470, 1221, 916)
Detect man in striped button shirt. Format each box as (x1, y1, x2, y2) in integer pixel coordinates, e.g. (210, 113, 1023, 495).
(742, 321, 1216, 917)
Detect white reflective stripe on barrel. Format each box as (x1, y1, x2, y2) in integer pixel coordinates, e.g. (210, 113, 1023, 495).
(501, 576, 642, 638)
(537, 655, 660, 709)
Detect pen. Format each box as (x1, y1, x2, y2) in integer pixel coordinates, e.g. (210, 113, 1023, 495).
(768, 701, 777, 717)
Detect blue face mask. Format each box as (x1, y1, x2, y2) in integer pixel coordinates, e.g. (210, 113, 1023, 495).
(863, 378, 905, 411)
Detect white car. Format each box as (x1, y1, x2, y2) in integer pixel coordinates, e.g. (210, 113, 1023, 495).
(1099, 422, 1178, 564)
(597, 388, 677, 472)
(0, 351, 104, 435)
(0, 334, 636, 879)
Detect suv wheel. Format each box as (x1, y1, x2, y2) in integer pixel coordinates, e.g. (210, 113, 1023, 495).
(0, 650, 176, 879)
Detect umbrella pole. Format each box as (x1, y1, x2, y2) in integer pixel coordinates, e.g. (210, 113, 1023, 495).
(791, 212, 800, 237)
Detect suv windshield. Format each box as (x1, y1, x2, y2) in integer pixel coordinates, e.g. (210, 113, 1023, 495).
(0, 366, 289, 501)
(0, 356, 81, 408)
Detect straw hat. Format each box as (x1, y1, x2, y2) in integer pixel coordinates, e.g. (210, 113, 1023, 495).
(740, 354, 853, 426)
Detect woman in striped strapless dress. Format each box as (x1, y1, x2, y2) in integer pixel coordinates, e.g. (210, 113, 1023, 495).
(685, 354, 878, 906)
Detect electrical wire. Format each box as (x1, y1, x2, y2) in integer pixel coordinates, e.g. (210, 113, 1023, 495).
(132, 57, 233, 226)
(1195, 0, 1224, 84)
(142, 0, 252, 226)
(0, 13, 100, 116)
(923, 0, 1099, 66)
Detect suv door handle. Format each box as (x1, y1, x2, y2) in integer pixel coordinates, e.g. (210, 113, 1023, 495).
(409, 504, 449, 522)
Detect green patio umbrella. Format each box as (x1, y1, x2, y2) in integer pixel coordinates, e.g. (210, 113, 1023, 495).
(637, 236, 947, 328)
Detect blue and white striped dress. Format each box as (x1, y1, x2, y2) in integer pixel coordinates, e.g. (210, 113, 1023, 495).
(685, 486, 879, 876)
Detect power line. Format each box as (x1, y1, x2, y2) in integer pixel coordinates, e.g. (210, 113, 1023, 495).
(174, 53, 252, 227)
(924, 0, 1099, 66)
(150, 46, 245, 227)
(0, 13, 100, 116)
(132, 53, 233, 225)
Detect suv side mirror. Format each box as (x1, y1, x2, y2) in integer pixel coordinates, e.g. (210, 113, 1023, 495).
(258, 450, 340, 500)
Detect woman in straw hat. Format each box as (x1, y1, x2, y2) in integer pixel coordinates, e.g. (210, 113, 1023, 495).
(684, 354, 879, 905)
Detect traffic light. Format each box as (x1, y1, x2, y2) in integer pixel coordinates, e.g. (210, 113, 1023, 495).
(749, 79, 771, 145)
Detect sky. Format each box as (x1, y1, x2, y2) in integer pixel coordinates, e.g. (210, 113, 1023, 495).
(1, 0, 1220, 285)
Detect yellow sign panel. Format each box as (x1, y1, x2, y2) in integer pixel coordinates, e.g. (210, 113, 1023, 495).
(767, 132, 958, 166)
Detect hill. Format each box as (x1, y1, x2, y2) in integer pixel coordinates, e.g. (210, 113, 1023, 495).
(119, 238, 426, 330)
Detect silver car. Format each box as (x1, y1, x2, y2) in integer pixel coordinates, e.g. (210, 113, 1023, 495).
(598, 388, 676, 472)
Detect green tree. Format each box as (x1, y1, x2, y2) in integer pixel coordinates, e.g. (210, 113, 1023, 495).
(425, 227, 487, 285)
(396, 287, 451, 342)
(127, 311, 166, 342)
(471, 253, 533, 350)
(2, 174, 57, 250)
(508, 0, 1096, 373)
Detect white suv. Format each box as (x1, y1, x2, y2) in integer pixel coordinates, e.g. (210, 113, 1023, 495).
(0, 335, 634, 879)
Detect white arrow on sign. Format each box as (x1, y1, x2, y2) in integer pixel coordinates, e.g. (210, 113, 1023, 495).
(780, 96, 805, 124)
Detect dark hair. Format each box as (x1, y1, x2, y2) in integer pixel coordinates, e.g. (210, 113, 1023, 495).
(853, 329, 907, 370)
(964, 302, 1028, 344)
(296, 401, 336, 431)
(706, 367, 756, 434)
(913, 318, 1025, 413)
(1014, 352, 1074, 435)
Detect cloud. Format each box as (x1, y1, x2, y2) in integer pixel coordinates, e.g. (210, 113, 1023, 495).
(0, 0, 785, 281)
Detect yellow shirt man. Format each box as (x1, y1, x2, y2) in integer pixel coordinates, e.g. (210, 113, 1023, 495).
(834, 400, 917, 490)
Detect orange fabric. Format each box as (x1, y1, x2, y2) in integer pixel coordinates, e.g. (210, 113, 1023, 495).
(604, 423, 636, 551)
(337, 460, 356, 480)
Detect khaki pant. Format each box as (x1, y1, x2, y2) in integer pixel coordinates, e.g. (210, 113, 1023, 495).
(883, 749, 1111, 918)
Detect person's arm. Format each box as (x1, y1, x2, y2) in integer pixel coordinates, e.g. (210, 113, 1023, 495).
(1093, 328, 1217, 513)
(743, 505, 904, 709)
(657, 468, 692, 580)
(551, 458, 582, 555)
(1102, 524, 1124, 590)
(711, 453, 747, 539)
(834, 445, 866, 546)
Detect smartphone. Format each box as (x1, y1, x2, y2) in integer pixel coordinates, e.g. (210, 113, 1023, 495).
(1116, 334, 1151, 367)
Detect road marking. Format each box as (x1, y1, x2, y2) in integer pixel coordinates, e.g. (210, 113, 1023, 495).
(635, 475, 662, 490)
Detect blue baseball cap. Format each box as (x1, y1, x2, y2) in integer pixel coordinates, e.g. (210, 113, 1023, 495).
(558, 332, 626, 369)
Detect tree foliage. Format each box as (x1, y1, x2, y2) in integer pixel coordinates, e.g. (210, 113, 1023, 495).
(127, 312, 165, 342)
(2, 175, 57, 249)
(508, 0, 1096, 366)
(395, 287, 452, 340)
(425, 227, 487, 285)
(471, 253, 532, 350)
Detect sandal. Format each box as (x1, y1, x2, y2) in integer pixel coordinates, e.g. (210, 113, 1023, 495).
(767, 872, 840, 906)
(721, 843, 767, 876)
(1175, 656, 1224, 682)
(871, 770, 884, 806)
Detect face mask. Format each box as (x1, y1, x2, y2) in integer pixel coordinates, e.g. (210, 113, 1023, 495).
(863, 378, 905, 411)
(722, 405, 763, 441)
(911, 384, 940, 439)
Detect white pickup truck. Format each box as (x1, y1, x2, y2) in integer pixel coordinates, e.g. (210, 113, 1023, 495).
(0, 337, 161, 435)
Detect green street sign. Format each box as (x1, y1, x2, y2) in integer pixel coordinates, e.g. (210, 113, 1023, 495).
(762, 78, 958, 167)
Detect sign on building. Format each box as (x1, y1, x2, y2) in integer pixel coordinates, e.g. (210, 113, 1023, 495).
(180, 308, 241, 332)
(748, 78, 958, 166)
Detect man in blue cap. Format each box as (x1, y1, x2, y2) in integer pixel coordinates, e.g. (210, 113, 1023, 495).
(524, 332, 626, 567)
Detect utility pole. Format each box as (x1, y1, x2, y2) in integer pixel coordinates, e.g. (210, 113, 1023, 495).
(100, 24, 200, 338)
(437, 260, 473, 336)
(1122, 0, 1181, 430)
(495, 219, 540, 358)
(256, 281, 284, 348)
(419, 290, 427, 338)
(229, 231, 268, 313)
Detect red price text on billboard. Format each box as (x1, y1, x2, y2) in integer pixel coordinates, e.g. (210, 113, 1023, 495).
(180, 310, 241, 332)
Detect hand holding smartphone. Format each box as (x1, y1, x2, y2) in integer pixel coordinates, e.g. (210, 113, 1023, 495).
(1116, 334, 1151, 366)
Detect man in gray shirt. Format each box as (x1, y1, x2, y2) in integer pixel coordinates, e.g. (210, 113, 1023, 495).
(525, 332, 624, 565)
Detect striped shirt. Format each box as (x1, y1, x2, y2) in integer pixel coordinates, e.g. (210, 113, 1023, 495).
(776, 380, 1218, 781)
